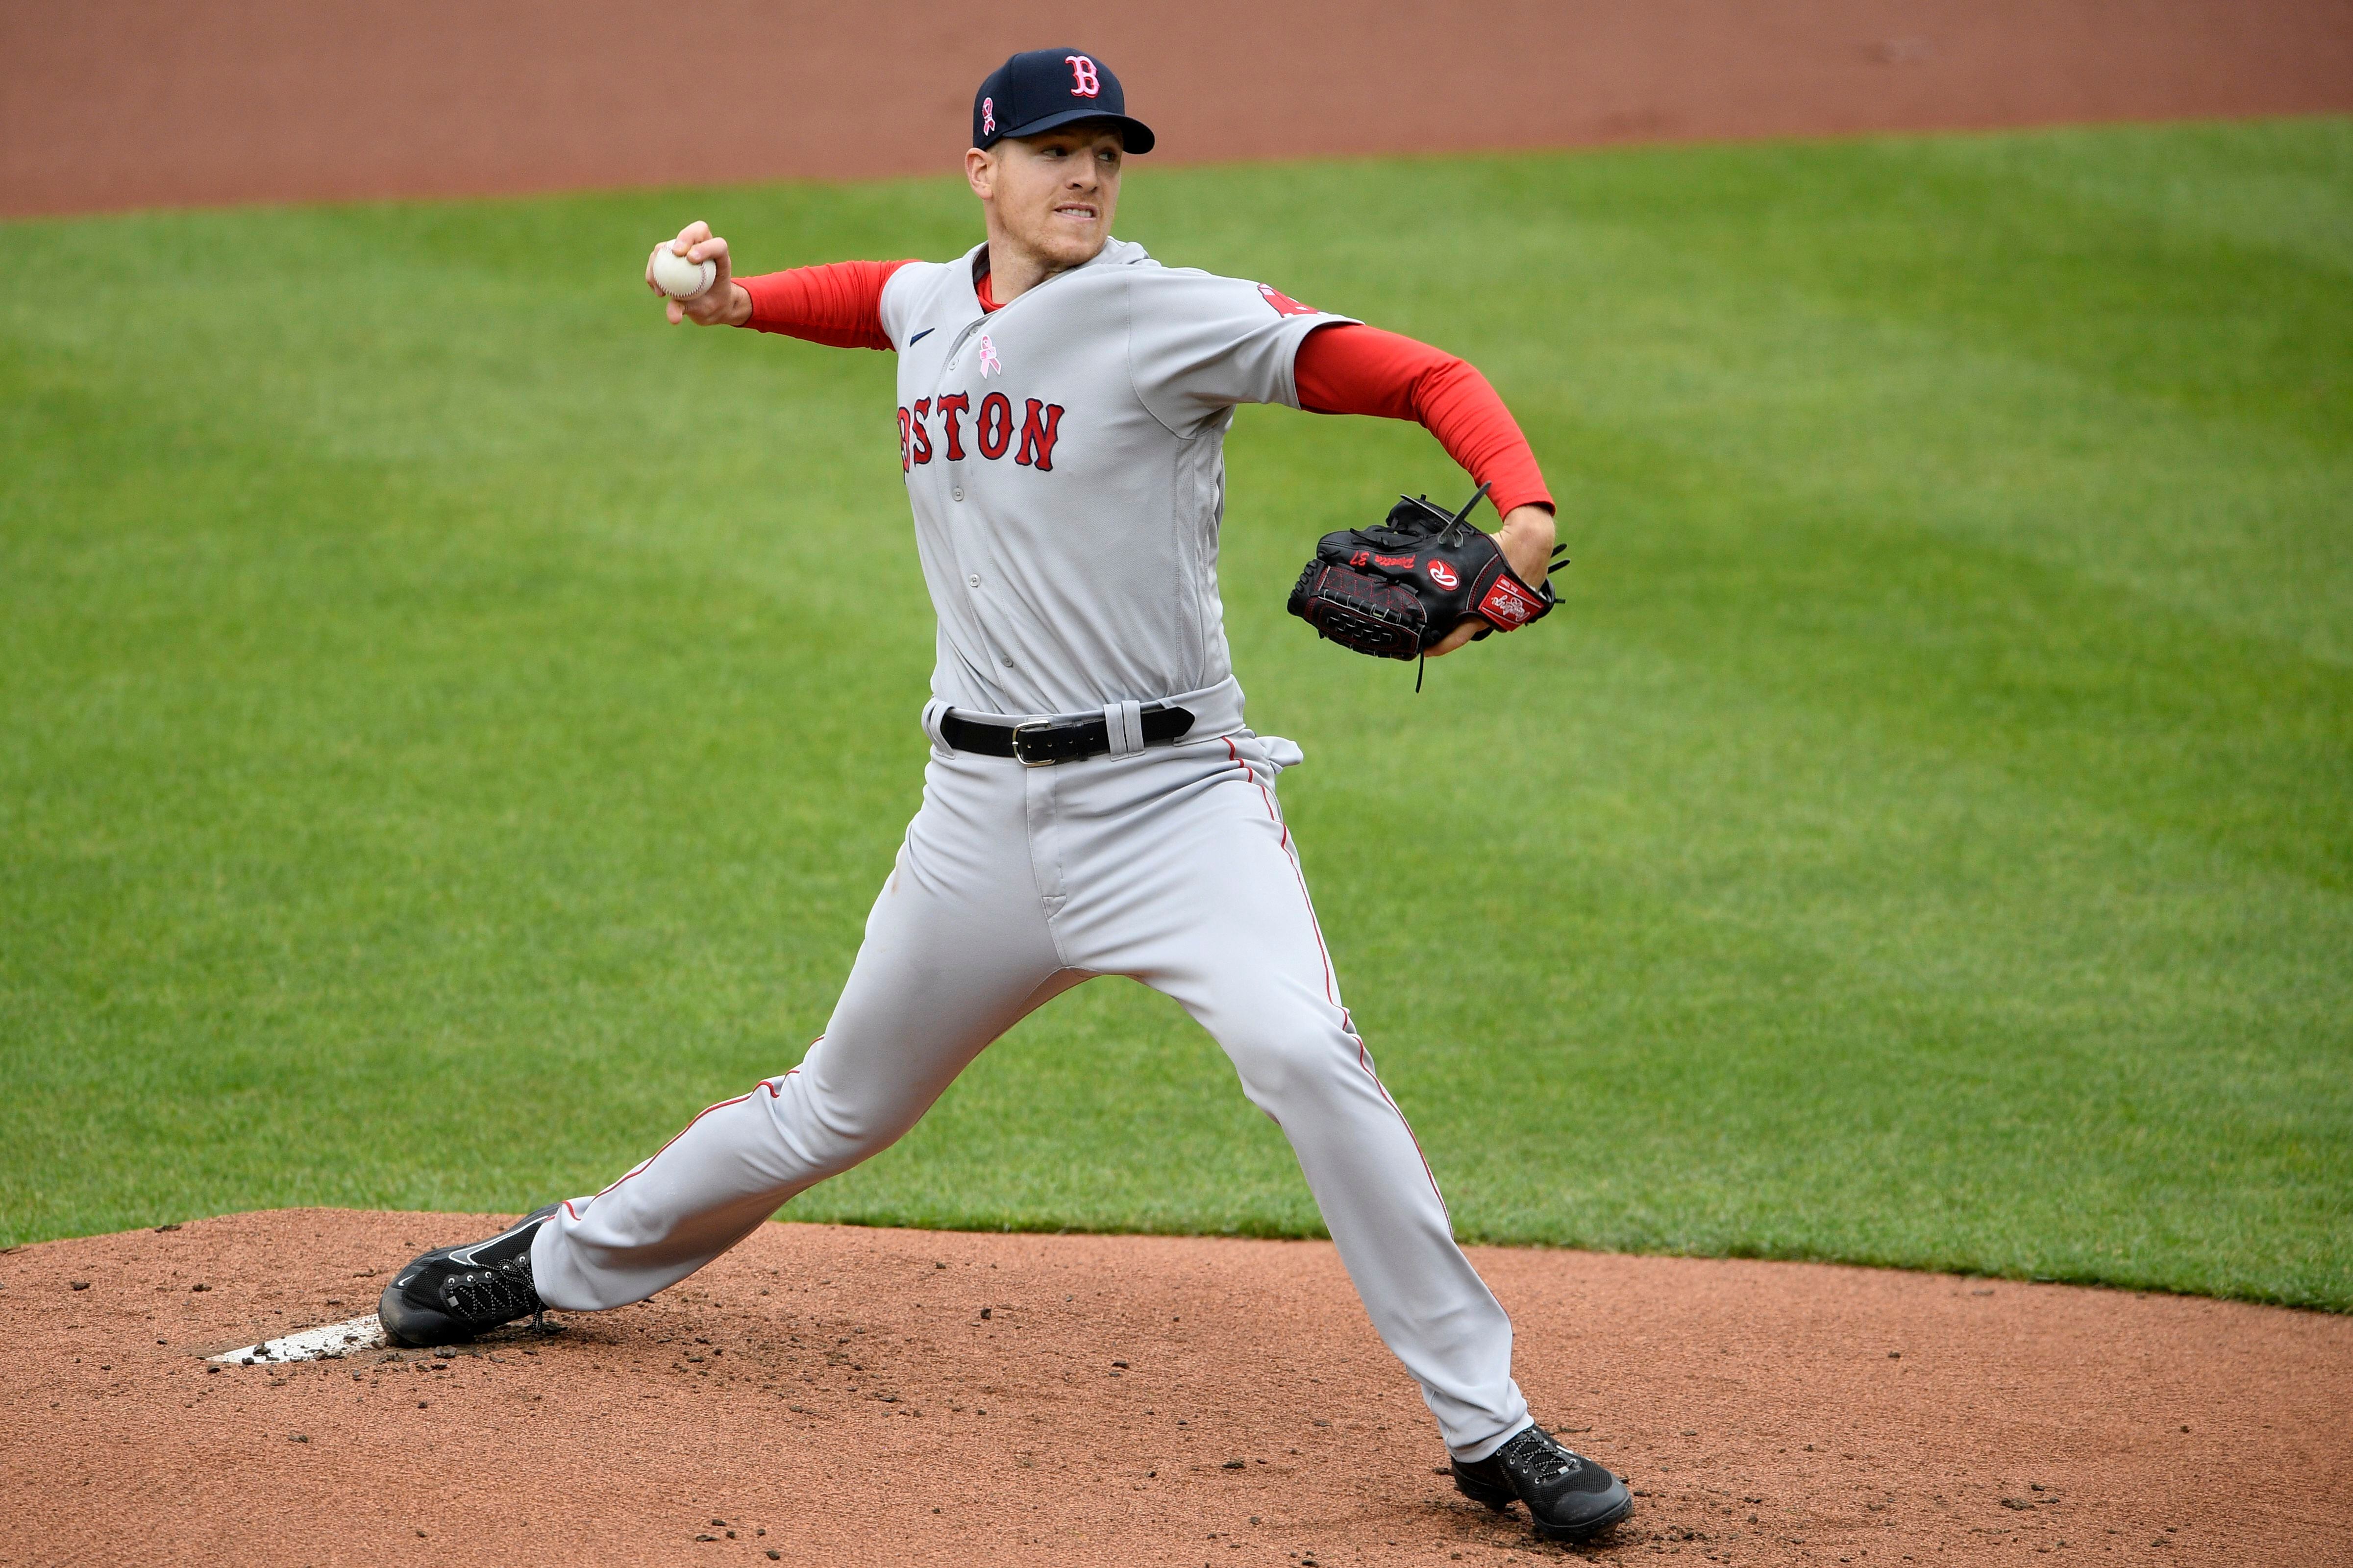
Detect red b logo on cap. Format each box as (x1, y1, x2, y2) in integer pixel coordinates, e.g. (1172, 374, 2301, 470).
(1066, 55, 1101, 97)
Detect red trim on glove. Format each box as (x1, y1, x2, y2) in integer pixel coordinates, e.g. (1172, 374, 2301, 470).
(738, 260, 913, 351)
(1294, 323, 1553, 517)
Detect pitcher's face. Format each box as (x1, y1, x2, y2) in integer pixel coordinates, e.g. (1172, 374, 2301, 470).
(970, 124, 1124, 271)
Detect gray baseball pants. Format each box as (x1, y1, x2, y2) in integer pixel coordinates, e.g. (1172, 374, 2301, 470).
(529, 707, 1532, 1460)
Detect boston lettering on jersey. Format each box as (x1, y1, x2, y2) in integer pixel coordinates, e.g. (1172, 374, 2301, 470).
(897, 394, 1065, 473)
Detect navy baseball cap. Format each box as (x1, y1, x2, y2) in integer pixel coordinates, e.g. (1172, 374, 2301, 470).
(973, 49, 1155, 154)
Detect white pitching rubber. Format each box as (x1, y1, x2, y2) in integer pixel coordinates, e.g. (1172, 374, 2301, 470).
(211, 1313, 388, 1365)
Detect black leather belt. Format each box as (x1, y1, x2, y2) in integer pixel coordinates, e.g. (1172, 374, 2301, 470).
(940, 704, 1196, 766)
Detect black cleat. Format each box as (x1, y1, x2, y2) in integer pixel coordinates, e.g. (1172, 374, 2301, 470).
(377, 1204, 559, 1347)
(1451, 1424, 1633, 1541)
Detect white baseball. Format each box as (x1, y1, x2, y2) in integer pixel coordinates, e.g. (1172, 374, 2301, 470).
(651, 245, 718, 300)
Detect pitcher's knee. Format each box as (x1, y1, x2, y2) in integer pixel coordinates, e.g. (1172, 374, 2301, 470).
(777, 1082, 922, 1179)
(1219, 1016, 1370, 1110)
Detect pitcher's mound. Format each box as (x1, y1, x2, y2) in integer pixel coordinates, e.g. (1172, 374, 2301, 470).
(3, 1209, 2347, 1564)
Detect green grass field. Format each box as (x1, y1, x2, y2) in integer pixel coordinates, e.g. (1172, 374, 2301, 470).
(3, 120, 2348, 1309)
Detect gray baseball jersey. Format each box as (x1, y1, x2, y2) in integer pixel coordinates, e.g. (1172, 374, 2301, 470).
(879, 239, 1356, 717)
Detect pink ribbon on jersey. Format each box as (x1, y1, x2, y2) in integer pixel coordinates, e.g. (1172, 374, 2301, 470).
(978, 334, 1002, 378)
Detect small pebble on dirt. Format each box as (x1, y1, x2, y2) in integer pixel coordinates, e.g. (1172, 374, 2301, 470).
(71, 1281, 90, 1291)
(289, 1434, 307, 1443)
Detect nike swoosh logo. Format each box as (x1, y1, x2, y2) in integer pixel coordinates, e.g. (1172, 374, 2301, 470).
(909, 328, 934, 344)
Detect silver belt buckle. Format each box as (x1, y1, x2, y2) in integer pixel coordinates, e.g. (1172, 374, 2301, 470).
(1011, 720, 1057, 767)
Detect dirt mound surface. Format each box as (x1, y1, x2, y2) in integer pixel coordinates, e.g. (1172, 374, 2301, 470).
(1, 1210, 2347, 1565)
(7, 1, 2352, 217)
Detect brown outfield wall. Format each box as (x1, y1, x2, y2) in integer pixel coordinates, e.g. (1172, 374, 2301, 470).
(4, 0, 2351, 217)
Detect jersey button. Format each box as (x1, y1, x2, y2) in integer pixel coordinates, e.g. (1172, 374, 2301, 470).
(967, 574, 981, 588)
(952, 487, 965, 501)
(1001, 655, 1015, 667)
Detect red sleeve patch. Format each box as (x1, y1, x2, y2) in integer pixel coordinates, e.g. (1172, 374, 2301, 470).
(1257, 282, 1319, 318)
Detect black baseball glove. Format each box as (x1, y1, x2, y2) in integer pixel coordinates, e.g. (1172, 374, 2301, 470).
(1287, 482, 1563, 678)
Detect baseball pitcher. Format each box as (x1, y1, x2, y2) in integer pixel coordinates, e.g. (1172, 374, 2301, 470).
(379, 48, 1630, 1544)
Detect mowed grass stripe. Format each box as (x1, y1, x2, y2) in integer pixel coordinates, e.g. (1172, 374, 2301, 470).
(1, 122, 2346, 1308)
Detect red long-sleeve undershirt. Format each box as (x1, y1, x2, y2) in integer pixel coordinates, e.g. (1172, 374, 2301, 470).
(738, 261, 1551, 515)
(739, 260, 908, 350)
(1291, 324, 1551, 516)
